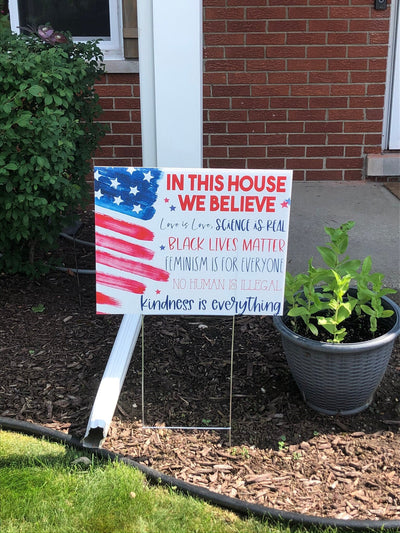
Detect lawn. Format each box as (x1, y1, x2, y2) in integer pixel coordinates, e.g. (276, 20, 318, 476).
(0, 430, 335, 533)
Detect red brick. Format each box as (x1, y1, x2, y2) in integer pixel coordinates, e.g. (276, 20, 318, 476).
(328, 133, 364, 144)
(114, 98, 139, 109)
(212, 85, 251, 97)
(204, 97, 231, 109)
(247, 7, 286, 19)
(287, 33, 326, 45)
(270, 97, 309, 109)
(350, 19, 389, 31)
(344, 121, 382, 133)
(330, 84, 365, 96)
(225, 46, 265, 58)
(101, 134, 132, 146)
(248, 109, 287, 121)
(227, 21, 267, 32)
(229, 146, 266, 157)
(203, 20, 226, 33)
(269, 72, 307, 84)
(291, 85, 330, 96)
(247, 59, 286, 71)
(115, 147, 142, 158)
(307, 170, 343, 180)
(348, 45, 388, 58)
(329, 7, 370, 18)
(369, 32, 389, 44)
(97, 97, 115, 110)
(95, 84, 133, 97)
(288, 158, 324, 169)
(228, 122, 265, 133)
(368, 58, 387, 70)
(106, 74, 138, 84)
(326, 157, 363, 169)
(365, 109, 383, 120)
(205, 33, 244, 46)
(250, 134, 287, 145)
(204, 47, 225, 59)
(229, 72, 267, 84)
(329, 59, 368, 70)
(349, 96, 385, 108)
(203, 146, 228, 157)
(309, 71, 349, 83)
(366, 83, 386, 96)
(246, 33, 285, 46)
(209, 110, 248, 121)
(305, 121, 343, 133)
(309, 20, 348, 32)
(205, 59, 246, 71)
(328, 109, 364, 120)
(289, 133, 327, 145)
(266, 46, 306, 58)
(307, 46, 346, 59)
(328, 32, 367, 45)
(345, 146, 362, 157)
(287, 59, 327, 71)
(252, 85, 290, 96)
(306, 146, 344, 157)
(99, 110, 131, 122)
(343, 169, 363, 180)
(266, 122, 304, 133)
(288, 109, 326, 121)
(309, 96, 349, 108)
(247, 158, 286, 169)
(268, 146, 305, 157)
(288, 7, 328, 18)
(210, 134, 248, 145)
(231, 97, 271, 109)
(113, 122, 141, 134)
(204, 72, 228, 84)
(269, 20, 307, 32)
(205, 7, 244, 19)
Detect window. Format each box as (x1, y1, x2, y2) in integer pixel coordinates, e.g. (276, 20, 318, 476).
(9, 0, 138, 66)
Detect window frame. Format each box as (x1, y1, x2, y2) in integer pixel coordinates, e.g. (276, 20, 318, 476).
(8, 0, 125, 61)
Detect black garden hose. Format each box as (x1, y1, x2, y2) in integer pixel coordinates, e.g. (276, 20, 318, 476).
(1, 417, 399, 532)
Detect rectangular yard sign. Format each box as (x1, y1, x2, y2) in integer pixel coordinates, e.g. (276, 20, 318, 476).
(94, 167, 292, 315)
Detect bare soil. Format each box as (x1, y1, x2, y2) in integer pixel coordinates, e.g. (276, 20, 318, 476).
(1, 211, 399, 521)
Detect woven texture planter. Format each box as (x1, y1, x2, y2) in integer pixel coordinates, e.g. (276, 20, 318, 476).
(273, 295, 400, 415)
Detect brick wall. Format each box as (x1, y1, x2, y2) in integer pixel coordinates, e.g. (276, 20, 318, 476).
(93, 0, 392, 181)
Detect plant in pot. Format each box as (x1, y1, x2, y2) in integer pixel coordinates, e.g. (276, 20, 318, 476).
(0, 24, 107, 277)
(273, 221, 400, 415)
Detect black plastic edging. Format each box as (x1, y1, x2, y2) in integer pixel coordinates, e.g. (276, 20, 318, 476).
(1, 417, 399, 532)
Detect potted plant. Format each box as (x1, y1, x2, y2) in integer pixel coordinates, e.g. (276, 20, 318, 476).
(0, 24, 107, 276)
(273, 221, 400, 415)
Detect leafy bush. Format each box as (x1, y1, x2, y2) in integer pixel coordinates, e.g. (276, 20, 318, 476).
(284, 221, 396, 343)
(0, 25, 107, 276)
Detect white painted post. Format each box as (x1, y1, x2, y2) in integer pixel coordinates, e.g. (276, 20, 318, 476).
(83, 0, 203, 447)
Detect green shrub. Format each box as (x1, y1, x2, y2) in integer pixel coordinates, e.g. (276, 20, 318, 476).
(0, 25, 107, 276)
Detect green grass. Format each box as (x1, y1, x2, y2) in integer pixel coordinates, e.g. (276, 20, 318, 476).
(0, 430, 338, 533)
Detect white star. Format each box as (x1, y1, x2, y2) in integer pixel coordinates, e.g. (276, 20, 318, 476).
(94, 170, 101, 181)
(113, 196, 123, 206)
(110, 177, 120, 189)
(143, 171, 153, 182)
(132, 204, 142, 214)
(126, 167, 136, 174)
(94, 189, 103, 199)
(129, 186, 139, 195)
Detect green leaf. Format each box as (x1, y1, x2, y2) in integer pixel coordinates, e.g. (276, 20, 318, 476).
(317, 246, 337, 268)
(28, 85, 44, 97)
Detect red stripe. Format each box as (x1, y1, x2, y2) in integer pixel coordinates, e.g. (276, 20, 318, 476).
(96, 271, 146, 294)
(96, 291, 121, 307)
(97, 250, 170, 282)
(95, 212, 154, 241)
(95, 233, 154, 260)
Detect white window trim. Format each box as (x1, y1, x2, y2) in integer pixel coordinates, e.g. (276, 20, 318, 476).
(9, 0, 125, 61)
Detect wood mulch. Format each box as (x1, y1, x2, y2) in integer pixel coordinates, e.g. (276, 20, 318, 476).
(0, 211, 399, 522)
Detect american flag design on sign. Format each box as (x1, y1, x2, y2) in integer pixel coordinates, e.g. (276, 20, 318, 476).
(94, 167, 169, 313)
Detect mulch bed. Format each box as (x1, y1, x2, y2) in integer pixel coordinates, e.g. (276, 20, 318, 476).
(1, 211, 399, 521)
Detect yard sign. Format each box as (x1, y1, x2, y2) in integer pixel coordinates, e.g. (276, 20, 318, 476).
(95, 167, 293, 316)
